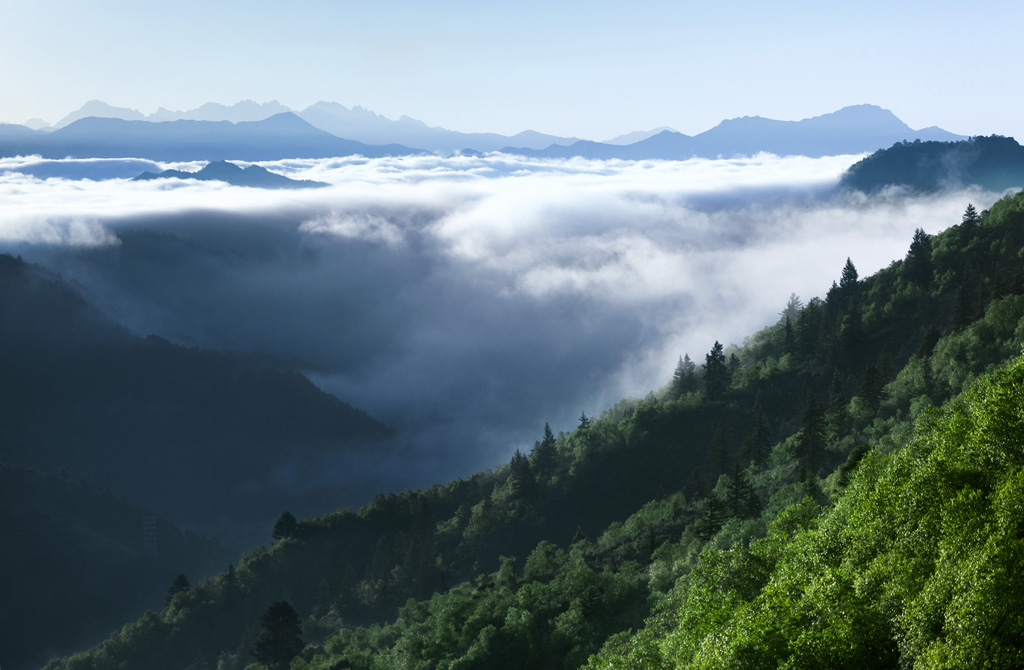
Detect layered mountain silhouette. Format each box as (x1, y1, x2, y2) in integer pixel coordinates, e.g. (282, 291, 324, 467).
(505, 105, 966, 159)
(0, 112, 422, 161)
(34, 99, 580, 152)
(7, 100, 969, 160)
(134, 159, 327, 189)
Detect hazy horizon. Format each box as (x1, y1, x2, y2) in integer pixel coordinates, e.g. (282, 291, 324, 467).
(3, 1, 1023, 141)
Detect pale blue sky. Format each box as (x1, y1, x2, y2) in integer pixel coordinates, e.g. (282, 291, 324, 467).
(4, 0, 1021, 140)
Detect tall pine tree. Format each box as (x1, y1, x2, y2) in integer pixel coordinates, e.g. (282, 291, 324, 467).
(251, 601, 304, 670)
(704, 341, 729, 401)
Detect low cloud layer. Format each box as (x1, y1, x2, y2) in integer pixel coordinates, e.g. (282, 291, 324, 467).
(0, 153, 1003, 502)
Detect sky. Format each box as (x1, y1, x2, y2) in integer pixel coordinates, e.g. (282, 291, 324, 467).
(3, 0, 1023, 141)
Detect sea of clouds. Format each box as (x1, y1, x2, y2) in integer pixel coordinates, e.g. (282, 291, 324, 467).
(0, 152, 1001, 499)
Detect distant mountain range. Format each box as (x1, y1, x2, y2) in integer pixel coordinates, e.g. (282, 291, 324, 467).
(38, 99, 581, 153)
(0, 113, 420, 162)
(504, 105, 966, 159)
(135, 160, 327, 189)
(2, 101, 967, 162)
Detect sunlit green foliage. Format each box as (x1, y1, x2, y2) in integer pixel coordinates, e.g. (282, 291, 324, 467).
(587, 351, 1024, 669)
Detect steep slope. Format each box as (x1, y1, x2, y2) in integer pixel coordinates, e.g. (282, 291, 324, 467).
(587, 346, 1024, 669)
(43, 188, 1024, 669)
(0, 253, 394, 545)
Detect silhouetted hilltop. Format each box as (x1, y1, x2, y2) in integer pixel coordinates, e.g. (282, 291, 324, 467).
(841, 135, 1024, 193)
(135, 160, 327, 189)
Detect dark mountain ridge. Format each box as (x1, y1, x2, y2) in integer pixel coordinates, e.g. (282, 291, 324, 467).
(841, 134, 1024, 193)
(134, 160, 327, 189)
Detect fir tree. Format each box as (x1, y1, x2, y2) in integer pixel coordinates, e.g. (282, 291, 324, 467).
(272, 511, 298, 542)
(859, 363, 885, 412)
(962, 202, 981, 227)
(250, 601, 304, 670)
(740, 398, 771, 465)
(672, 354, 697, 398)
(530, 423, 557, 482)
(164, 573, 190, 607)
(839, 258, 859, 300)
(508, 449, 537, 502)
(796, 392, 826, 475)
(905, 228, 933, 286)
(704, 341, 729, 401)
(952, 284, 974, 331)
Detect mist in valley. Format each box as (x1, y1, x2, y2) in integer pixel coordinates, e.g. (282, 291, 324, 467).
(0, 153, 1001, 520)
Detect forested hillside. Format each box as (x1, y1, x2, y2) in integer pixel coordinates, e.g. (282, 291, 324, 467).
(0, 462, 232, 670)
(841, 134, 1024, 193)
(0, 253, 393, 545)
(42, 185, 1024, 670)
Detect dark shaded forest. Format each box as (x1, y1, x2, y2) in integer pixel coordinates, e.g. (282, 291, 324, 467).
(0, 252, 394, 547)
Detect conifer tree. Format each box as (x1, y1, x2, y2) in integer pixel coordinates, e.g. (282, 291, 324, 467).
(740, 398, 771, 465)
(708, 423, 733, 476)
(164, 573, 190, 607)
(272, 511, 298, 541)
(859, 363, 885, 412)
(962, 202, 980, 227)
(695, 494, 723, 543)
(672, 354, 697, 398)
(952, 284, 974, 331)
(839, 257, 860, 308)
(796, 392, 826, 475)
(704, 341, 729, 400)
(530, 423, 557, 482)
(222, 563, 240, 601)
(905, 227, 933, 286)
(508, 449, 537, 502)
(251, 600, 304, 670)
(726, 462, 760, 518)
